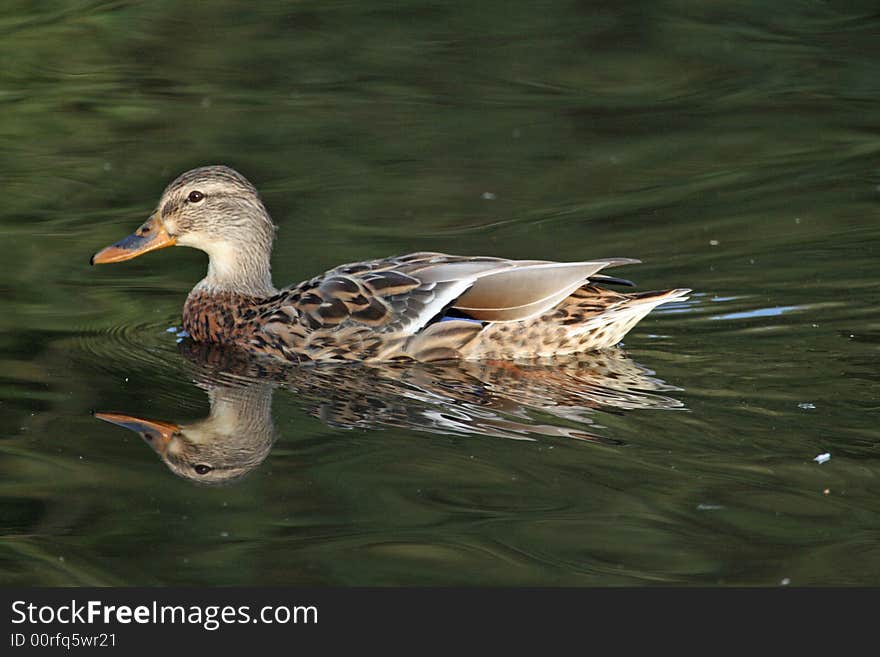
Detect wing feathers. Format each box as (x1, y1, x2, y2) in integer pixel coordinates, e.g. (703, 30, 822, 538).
(452, 261, 627, 322)
(275, 253, 643, 358)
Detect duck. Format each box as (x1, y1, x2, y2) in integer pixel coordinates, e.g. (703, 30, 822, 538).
(91, 165, 690, 362)
(94, 341, 683, 484)
(96, 379, 276, 485)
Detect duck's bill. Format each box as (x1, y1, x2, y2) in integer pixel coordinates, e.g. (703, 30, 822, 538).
(95, 412, 179, 453)
(90, 215, 176, 265)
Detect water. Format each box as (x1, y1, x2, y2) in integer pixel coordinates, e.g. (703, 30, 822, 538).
(1, 0, 879, 586)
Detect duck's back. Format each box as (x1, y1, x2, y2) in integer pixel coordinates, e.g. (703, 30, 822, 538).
(183, 252, 688, 362)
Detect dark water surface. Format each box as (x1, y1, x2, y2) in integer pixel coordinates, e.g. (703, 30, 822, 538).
(1, 1, 879, 585)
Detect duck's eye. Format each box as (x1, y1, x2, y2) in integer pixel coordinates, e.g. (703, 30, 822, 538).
(187, 190, 205, 203)
(193, 464, 213, 475)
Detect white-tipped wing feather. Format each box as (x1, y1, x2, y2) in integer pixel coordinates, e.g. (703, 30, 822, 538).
(453, 261, 627, 322)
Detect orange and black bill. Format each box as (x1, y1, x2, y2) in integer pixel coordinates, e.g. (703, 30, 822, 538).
(90, 215, 176, 265)
(94, 412, 180, 454)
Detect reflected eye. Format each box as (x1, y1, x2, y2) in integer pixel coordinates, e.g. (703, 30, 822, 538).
(193, 464, 213, 475)
(187, 190, 205, 203)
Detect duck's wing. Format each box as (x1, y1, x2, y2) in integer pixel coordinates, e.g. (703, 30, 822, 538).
(269, 253, 638, 360)
(297, 252, 638, 328)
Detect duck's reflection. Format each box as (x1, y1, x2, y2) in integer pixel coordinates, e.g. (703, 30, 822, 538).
(96, 380, 274, 485)
(96, 342, 685, 485)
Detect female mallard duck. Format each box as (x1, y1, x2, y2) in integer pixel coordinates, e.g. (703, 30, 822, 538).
(94, 342, 682, 484)
(91, 165, 689, 362)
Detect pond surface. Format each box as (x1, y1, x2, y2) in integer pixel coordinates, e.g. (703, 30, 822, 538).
(1, 0, 878, 586)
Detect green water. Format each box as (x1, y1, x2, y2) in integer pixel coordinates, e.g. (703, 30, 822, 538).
(1, 0, 879, 586)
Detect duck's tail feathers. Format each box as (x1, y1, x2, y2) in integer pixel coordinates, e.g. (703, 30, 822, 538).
(627, 287, 692, 305)
(461, 286, 690, 359)
(569, 287, 691, 349)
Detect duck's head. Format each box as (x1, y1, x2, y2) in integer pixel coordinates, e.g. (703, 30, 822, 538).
(94, 382, 276, 485)
(91, 165, 277, 296)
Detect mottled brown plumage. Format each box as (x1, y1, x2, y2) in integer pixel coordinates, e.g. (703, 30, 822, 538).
(92, 165, 690, 362)
(96, 341, 685, 483)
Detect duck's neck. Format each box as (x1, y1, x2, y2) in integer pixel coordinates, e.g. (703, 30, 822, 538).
(182, 241, 277, 344)
(205, 384, 275, 445)
(194, 240, 277, 298)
